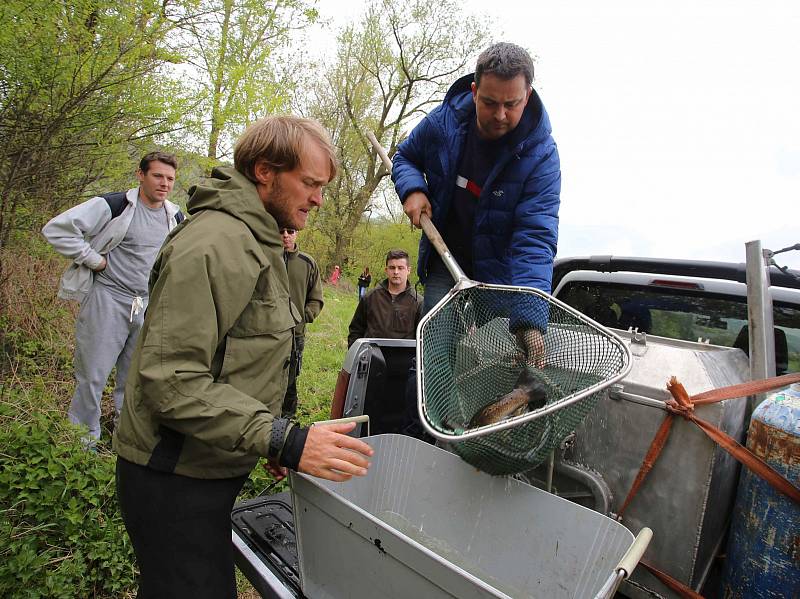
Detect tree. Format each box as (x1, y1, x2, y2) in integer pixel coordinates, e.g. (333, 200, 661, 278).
(177, 0, 319, 163)
(300, 0, 490, 273)
(0, 0, 191, 306)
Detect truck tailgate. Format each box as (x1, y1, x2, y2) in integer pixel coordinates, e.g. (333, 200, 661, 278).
(232, 493, 303, 598)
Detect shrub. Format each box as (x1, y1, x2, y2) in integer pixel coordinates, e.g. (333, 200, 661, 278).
(0, 246, 360, 596)
(1, 244, 77, 408)
(0, 407, 136, 598)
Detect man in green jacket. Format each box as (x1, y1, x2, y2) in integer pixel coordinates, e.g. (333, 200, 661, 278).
(113, 116, 373, 599)
(280, 225, 323, 417)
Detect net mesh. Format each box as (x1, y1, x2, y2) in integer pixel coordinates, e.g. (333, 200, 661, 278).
(419, 285, 629, 475)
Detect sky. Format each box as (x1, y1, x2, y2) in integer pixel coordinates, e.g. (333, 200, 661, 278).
(310, 0, 800, 270)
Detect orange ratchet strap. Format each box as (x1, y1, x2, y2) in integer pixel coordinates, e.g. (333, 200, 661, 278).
(618, 372, 800, 520)
(639, 561, 705, 599)
(616, 372, 800, 599)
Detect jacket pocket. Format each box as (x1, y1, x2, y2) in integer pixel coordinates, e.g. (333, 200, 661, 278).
(219, 305, 293, 409)
(228, 298, 294, 337)
(228, 272, 294, 338)
(217, 267, 294, 408)
(58, 263, 94, 301)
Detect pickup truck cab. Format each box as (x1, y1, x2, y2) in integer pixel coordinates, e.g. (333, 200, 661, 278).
(232, 255, 800, 599)
(551, 256, 799, 373)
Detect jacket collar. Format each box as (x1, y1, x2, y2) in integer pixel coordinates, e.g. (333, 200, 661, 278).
(186, 167, 282, 249)
(128, 187, 182, 218)
(378, 278, 418, 298)
(284, 243, 299, 256)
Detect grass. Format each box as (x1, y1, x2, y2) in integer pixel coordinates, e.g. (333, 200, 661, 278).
(294, 283, 359, 421)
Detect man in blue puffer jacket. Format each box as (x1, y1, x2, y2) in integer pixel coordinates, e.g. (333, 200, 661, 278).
(392, 42, 560, 363)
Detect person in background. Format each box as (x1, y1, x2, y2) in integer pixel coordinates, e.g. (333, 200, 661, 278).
(357, 266, 372, 299)
(113, 116, 372, 599)
(347, 249, 423, 347)
(281, 226, 323, 418)
(329, 264, 341, 285)
(41, 152, 183, 443)
(391, 42, 560, 366)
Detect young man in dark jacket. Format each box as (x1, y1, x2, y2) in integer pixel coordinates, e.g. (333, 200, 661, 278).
(347, 249, 423, 347)
(114, 117, 372, 599)
(392, 42, 560, 365)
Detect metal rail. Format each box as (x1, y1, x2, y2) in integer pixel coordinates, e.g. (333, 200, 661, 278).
(745, 240, 776, 412)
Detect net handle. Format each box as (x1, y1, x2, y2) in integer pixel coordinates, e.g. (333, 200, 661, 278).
(367, 131, 468, 283)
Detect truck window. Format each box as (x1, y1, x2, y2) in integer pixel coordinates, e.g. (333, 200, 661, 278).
(557, 282, 800, 373)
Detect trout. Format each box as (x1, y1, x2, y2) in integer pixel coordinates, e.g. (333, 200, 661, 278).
(468, 368, 549, 428)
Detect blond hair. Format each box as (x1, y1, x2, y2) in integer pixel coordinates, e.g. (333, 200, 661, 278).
(233, 116, 338, 182)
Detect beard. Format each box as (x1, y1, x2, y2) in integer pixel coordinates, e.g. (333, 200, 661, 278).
(264, 176, 300, 230)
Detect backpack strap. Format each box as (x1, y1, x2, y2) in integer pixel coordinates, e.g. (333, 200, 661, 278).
(101, 192, 128, 219)
(174, 210, 185, 224)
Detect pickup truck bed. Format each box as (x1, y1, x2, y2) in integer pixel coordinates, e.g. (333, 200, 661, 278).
(232, 255, 800, 599)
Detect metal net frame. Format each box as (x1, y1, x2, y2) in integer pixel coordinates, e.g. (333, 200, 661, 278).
(417, 283, 632, 475)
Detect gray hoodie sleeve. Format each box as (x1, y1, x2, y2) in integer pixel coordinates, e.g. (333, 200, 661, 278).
(41, 196, 111, 270)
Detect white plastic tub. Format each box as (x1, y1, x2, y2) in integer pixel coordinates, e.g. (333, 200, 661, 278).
(291, 434, 647, 598)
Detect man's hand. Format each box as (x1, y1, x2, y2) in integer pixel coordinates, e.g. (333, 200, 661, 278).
(92, 257, 107, 272)
(515, 328, 546, 368)
(263, 459, 288, 482)
(403, 192, 432, 228)
(298, 421, 373, 482)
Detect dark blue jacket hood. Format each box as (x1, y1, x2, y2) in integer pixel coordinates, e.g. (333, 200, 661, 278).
(442, 73, 552, 153)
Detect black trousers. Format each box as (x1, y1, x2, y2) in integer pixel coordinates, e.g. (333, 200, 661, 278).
(116, 457, 248, 599)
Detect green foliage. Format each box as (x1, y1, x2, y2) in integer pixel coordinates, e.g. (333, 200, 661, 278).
(1, 244, 76, 382)
(301, 219, 422, 286)
(0, 0, 192, 260)
(0, 409, 136, 598)
(1, 245, 129, 595)
(300, 0, 490, 273)
(178, 0, 319, 160)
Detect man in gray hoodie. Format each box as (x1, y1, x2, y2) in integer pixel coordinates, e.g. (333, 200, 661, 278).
(42, 152, 183, 442)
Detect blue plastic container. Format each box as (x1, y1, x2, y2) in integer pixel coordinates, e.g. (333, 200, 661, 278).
(721, 383, 800, 598)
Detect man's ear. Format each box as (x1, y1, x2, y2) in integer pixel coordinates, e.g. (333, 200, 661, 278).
(471, 81, 478, 102)
(253, 160, 275, 186)
(135, 168, 145, 183)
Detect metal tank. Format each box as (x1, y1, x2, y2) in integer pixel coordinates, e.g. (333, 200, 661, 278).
(558, 330, 751, 598)
(721, 383, 800, 598)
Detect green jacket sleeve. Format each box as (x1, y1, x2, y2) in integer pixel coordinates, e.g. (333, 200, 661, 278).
(304, 263, 324, 324)
(136, 224, 289, 458)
